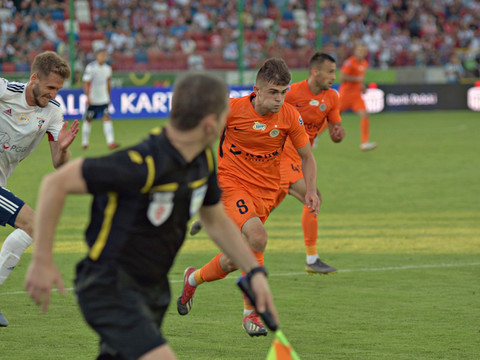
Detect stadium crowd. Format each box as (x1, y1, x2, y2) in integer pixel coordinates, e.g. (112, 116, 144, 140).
(0, 0, 479, 78)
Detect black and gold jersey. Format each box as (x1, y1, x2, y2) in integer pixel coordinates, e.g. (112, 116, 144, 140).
(81, 127, 220, 284)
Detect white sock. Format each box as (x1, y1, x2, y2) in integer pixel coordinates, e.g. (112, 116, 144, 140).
(306, 254, 319, 265)
(188, 273, 197, 286)
(243, 309, 253, 317)
(103, 120, 115, 145)
(0, 229, 33, 285)
(82, 121, 91, 147)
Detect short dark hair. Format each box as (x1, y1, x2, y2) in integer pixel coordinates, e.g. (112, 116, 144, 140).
(31, 51, 71, 80)
(308, 52, 336, 72)
(256, 58, 291, 86)
(170, 73, 229, 130)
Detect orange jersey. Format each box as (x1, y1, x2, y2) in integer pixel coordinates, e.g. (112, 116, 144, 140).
(217, 93, 309, 198)
(339, 56, 368, 95)
(285, 80, 341, 143)
(276, 81, 341, 205)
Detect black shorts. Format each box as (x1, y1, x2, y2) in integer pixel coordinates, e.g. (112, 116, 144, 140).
(84, 104, 109, 120)
(75, 258, 170, 360)
(0, 186, 25, 227)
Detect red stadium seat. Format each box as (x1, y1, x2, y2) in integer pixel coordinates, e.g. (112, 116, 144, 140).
(42, 41, 56, 51)
(1, 63, 16, 73)
(79, 40, 93, 52)
(79, 22, 93, 31)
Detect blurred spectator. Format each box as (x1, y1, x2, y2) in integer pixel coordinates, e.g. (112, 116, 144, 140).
(180, 31, 196, 54)
(157, 26, 178, 52)
(187, 48, 205, 70)
(192, 4, 211, 31)
(223, 35, 238, 62)
(38, 13, 59, 44)
(1, 16, 16, 40)
(444, 53, 466, 83)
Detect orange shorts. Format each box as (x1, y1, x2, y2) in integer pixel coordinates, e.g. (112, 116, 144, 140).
(219, 178, 277, 230)
(339, 93, 366, 113)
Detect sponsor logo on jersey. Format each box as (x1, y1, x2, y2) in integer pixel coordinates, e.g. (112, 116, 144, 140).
(298, 116, 304, 126)
(309, 100, 319, 106)
(229, 144, 279, 162)
(37, 117, 46, 129)
(252, 121, 267, 131)
(2, 109, 12, 116)
(18, 114, 29, 124)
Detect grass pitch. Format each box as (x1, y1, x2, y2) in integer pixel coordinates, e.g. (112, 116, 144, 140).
(0, 111, 479, 359)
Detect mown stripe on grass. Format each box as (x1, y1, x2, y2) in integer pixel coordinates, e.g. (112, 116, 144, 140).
(2, 262, 479, 296)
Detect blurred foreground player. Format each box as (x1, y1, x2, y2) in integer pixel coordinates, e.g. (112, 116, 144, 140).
(25, 73, 277, 360)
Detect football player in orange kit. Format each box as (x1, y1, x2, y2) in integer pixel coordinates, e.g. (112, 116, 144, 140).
(339, 43, 376, 151)
(277, 52, 345, 275)
(177, 58, 320, 337)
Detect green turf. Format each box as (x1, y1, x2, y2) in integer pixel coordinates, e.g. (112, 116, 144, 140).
(0, 111, 479, 359)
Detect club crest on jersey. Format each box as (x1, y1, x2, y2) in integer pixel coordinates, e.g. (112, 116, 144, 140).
(37, 117, 46, 129)
(18, 114, 29, 124)
(3, 109, 12, 116)
(309, 100, 319, 106)
(269, 129, 279, 137)
(252, 121, 267, 131)
(147, 192, 174, 226)
(319, 103, 327, 111)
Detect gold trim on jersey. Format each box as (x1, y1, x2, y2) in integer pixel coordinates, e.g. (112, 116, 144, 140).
(141, 155, 155, 193)
(89, 192, 118, 261)
(205, 147, 214, 172)
(150, 182, 179, 192)
(189, 177, 208, 189)
(150, 127, 162, 135)
(128, 150, 143, 164)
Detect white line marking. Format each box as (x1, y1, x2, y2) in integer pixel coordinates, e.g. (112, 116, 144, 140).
(2, 262, 479, 296)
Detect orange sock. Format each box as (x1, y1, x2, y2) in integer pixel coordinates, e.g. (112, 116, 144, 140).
(360, 117, 370, 143)
(302, 205, 318, 256)
(198, 253, 228, 283)
(243, 250, 264, 310)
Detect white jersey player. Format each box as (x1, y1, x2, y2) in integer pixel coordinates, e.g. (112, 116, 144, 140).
(81, 48, 119, 150)
(0, 51, 79, 327)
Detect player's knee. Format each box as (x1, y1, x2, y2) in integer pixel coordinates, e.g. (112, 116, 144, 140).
(219, 254, 238, 273)
(246, 229, 268, 252)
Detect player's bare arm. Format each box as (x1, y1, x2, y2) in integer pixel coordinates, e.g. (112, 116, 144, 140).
(50, 120, 80, 168)
(198, 203, 278, 321)
(296, 143, 320, 215)
(328, 122, 346, 143)
(25, 158, 88, 312)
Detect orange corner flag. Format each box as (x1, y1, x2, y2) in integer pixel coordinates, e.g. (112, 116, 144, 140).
(266, 330, 301, 360)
